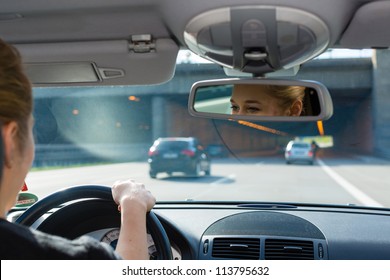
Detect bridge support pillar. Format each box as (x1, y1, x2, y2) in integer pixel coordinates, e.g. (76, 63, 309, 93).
(151, 96, 167, 141)
(373, 50, 390, 158)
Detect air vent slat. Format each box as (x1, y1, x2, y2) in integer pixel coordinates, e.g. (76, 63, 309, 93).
(265, 239, 314, 260)
(212, 238, 260, 260)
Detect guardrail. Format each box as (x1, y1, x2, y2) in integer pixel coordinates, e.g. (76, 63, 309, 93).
(33, 144, 150, 167)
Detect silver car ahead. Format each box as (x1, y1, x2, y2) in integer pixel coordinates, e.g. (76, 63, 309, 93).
(285, 141, 314, 165)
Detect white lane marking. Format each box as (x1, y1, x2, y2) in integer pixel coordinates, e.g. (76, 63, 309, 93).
(189, 174, 236, 200)
(317, 158, 383, 207)
(210, 174, 236, 186)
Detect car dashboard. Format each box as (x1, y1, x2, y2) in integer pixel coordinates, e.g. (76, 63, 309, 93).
(8, 202, 390, 260)
(152, 204, 390, 260)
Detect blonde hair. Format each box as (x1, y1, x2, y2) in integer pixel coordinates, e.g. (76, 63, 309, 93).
(264, 85, 305, 112)
(0, 39, 33, 151)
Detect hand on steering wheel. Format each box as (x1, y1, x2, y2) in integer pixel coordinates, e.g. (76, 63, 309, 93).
(15, 185, 173, 260)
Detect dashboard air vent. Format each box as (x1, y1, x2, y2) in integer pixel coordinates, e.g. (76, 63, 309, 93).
(212, 238, 260, 259)
(265, 239, 314, 260)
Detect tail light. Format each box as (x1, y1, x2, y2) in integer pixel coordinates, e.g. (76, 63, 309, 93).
(148, 148, 158, 157)
(308, 151, 313, 157)
(181, 149, 195, 157)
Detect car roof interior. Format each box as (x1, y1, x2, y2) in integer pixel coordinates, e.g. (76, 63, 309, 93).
(1, 0, 390, 86)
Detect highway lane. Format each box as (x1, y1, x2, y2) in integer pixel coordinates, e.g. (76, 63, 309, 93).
(24, 155, 390, 208)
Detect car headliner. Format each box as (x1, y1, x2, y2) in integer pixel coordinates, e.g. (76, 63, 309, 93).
(1, 0, 389, 85)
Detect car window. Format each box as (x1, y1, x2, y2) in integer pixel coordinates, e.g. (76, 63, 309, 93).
(156, 141, 190, 150)
(292, 143, 310, 148)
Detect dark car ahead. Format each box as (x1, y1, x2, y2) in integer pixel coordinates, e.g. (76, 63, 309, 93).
(147, 137, 211, 178)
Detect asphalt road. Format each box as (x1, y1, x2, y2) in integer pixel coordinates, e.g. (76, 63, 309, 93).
(25, 155, 390, 208)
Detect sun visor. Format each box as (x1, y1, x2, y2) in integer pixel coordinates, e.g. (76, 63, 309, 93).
(15, 38, 179, 86)
(339, 1, 390, 48)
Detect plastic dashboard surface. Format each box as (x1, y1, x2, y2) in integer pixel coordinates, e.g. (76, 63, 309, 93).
(8, 202, 390, 260)
(153, 204, 390, 260)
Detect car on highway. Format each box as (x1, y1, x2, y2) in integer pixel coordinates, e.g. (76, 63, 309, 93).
(2, 0, 390, 263)
(148, 137, 211, 178)
(285, 141, 314, 165)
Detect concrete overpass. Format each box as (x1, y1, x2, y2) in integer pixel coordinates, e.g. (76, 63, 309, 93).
(149, 55, 375, 155)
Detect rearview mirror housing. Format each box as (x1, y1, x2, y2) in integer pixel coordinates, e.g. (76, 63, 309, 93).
(188, 78, 333, 121)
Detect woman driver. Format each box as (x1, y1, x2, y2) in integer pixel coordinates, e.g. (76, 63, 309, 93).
(0, 38, 156, 260)
(230, 84, 305, 116)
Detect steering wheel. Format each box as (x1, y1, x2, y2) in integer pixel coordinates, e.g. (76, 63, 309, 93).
(15, 185, 173, 260)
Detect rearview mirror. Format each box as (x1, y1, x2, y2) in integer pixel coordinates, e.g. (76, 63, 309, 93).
(188, 79, 333, 121)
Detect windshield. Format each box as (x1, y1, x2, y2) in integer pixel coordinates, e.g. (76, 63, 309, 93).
(26, 49, 390, 209)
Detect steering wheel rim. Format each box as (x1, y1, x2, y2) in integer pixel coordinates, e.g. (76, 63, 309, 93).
(15, 185, 173, 260)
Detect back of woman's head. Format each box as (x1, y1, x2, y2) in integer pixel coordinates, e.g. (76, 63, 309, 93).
(0, 126, 3, 184)
(0, 39, 33, 150)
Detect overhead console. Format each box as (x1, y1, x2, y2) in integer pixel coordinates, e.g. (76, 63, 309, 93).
(184, 6, 330, 75)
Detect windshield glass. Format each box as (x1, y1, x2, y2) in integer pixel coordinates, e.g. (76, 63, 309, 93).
(26, 49, 390, 208)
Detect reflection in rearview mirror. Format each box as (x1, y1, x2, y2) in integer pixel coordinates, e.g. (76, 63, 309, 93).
(189, 79, 333, 121)
(195, 84, 320, 116)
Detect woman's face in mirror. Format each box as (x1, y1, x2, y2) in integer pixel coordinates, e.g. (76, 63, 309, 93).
(230, 84, 290, 116)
